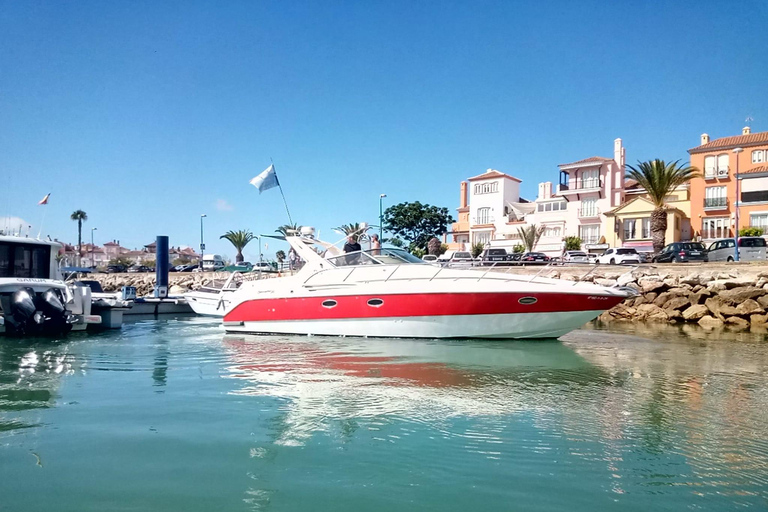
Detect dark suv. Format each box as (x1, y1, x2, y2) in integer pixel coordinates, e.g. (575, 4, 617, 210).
(481, 248, 511, 266)
(652, 242, 707, 263)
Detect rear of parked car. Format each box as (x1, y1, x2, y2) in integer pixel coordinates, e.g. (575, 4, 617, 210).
(481, 248, 510, 266)
(707, 237, 767, 262)
(653, 242, 707, 263)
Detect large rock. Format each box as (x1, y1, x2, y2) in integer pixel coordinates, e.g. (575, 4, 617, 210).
(725, 316, 750, 330)
(679, 274, 701, 286)
(617, 273, 636, 287)
(698, 315, 724, 328)
(718, 286, 766, 305)
(704, 296, 739, 318)
(635, 304, 669, 322)
(664, 296, 691, 311)
(736, 299, 764, 316)
(638, 278, 666, 293)
(689, 289, 712, 305)
(750, 313, 768, 326)
(757, 295, 768, 309)
(594, 278, 617, 287)
(682, 304, 709, 321)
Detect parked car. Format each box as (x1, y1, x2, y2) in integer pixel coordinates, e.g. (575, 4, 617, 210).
(253, 262, 274, 272)
(520, 252, 550, 264)
(597, 248, 641, 265)
(562, 250, 589, 264)
(509, 252, 523, 263)
(127, 265, 153, 273)
(652, 242, 707, 263)
(422, 254, 438, 263)
(707, 237, 767, 262)
(449, 251, 475, 266)
(106, 264, 126, 273)
(481, 248, 511, 266)
(232, 261, 254, 272)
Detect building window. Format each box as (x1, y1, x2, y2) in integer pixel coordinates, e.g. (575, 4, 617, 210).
(580, 198, 598, 217)
(704, 186, 727, 208)
(717, 154, 729, 177)
(582, 169, 599, 189)
(622, 218, 651, 240)
(702, 217, 730, 239)
(543, 226, 561, 238)
(753, 150, 765, 164)
(473, 182, 499, 195)
(476, 207, 491, 224)
(751, 213, 768, 230)
(473, 231, 491, 246)
(704, 156, 716, 178)
(579, 224, 600, 244)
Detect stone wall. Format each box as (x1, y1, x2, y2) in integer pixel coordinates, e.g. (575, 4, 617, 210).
(78, 272, 280, 297)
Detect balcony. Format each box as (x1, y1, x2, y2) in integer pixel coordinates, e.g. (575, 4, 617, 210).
(703, 197, 728, 210)
(702, 229, 732, 240)
(471, 216, 495, 225)
(704, 168, 729, 180)
(578, 208, 601, 218)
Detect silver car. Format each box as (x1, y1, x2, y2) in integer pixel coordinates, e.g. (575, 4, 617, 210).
(707, 237, 767, 262)
(563, 250, 589, 264)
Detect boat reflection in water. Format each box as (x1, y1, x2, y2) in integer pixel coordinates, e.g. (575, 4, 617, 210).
(0, 341, 79, 434)
(222, 335, 602, 446)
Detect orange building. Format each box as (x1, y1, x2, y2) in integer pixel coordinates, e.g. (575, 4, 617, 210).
(688, 127, 768, 242)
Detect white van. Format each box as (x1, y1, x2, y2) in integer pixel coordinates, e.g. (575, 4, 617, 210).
(707, 237, 767, 262)
(202, 254, 225, 271)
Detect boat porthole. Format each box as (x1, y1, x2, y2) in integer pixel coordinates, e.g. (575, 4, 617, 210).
(518, 297, 537, 305)
(367, 298, 384, 307)
(322, 299, 337, 308)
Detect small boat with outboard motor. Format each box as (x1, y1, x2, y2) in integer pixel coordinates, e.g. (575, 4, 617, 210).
(220, 227, 636, 339)
(0, 235, 100, 336)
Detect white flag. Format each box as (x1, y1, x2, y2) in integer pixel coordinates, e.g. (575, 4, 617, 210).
(249, 164, 280, 194)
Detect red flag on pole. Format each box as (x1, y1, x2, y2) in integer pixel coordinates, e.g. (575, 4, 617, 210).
(38, 193, 51, 205)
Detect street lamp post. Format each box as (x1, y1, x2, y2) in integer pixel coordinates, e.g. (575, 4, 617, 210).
(733, 148, 743, 262)
(379, 193, 387, 241)
(200, 214, 207, 269)
(90, 227, 97, 269)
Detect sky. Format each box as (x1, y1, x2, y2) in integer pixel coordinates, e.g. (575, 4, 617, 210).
(1, 0, 766, 262)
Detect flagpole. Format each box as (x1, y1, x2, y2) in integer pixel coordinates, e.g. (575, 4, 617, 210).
(37, 207, 47, 239)
(271, 159, 294, 226)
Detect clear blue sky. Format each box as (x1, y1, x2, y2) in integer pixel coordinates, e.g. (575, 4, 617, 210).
(1, 0, 766, 261)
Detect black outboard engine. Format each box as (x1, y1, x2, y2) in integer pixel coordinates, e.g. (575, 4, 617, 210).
(6, 287, 73, 336)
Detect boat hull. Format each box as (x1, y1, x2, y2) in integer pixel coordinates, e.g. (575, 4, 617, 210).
(223, 291, 626, 339)
(224, 310, 608, 339)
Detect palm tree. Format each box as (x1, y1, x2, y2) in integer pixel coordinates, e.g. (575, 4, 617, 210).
(275, 223, 301, 237)
(220, 230, 255, 263)
(626, 159, 700, 253)
(70, 210, 88, 266)
(517, 224, 544, 253)
(335, 223, 367, 242)
(275, 250, 286, 263)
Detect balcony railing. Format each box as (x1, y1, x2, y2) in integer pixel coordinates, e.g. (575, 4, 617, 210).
(580, 237, 600, 245)
(704, 168, 729, 180)
(703, 197, 728, 209)
(702, 229, 732, 240)
(471, 216, 495, 225)
(578, 208, 600, 218)
(559, 177, 603, 192)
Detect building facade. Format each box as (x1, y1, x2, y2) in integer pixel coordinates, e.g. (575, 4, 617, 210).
(689, 127, 768, 242)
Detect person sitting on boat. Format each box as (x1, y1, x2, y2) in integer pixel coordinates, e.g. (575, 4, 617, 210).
(343, 235, 362, 265)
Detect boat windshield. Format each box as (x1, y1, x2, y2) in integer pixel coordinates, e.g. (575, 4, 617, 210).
(326, 248, 426, 267)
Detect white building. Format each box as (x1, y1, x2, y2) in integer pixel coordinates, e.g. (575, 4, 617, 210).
(466, 169, 534, 249)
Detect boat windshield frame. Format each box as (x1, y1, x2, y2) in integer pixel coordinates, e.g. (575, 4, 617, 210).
(326, 248, 426, 267)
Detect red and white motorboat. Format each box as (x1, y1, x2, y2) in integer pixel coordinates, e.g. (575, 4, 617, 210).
(222, 231, 634, 339)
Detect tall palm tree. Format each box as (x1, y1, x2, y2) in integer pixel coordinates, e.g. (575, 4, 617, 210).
(335, 223, 367, 242)
(70, 210, 88, 266)
(517, 224, 544, 253)
(626, 159, 700, 253)
(275, 223, 301, 237)
(220, 230, 255, 263)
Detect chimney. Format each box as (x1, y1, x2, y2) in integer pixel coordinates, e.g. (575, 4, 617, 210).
(459, 182, 468, 208)
(743, 126, 751, 135)
(544, 182, 552, 199)
(614, 138, 625, 167)
(701, 133, 710, 145)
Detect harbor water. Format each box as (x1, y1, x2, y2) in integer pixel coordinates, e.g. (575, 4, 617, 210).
(1, 318, 767, 511)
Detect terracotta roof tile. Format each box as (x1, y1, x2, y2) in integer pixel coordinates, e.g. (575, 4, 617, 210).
(467, 169, 522, 182)
(559, 156, 612, 167)
(740, 165, 768, 175)
(689, 131, 768, 154)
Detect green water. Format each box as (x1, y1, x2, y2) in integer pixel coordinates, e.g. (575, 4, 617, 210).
(1, 318, 767, 511)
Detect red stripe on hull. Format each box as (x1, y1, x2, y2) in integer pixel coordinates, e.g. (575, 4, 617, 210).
(224, 292, 624, 323)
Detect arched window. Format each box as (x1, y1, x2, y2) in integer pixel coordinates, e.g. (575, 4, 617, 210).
(704, 156, 716, 177)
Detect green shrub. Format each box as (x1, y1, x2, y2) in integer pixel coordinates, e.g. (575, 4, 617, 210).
(564, 236, 582, 250)
(471, 242, 484, 259)
(739, 227, 764, 237)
